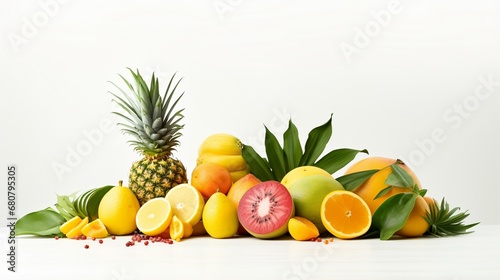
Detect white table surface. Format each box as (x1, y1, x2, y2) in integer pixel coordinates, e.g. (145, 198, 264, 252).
(1, 225, 499, 280)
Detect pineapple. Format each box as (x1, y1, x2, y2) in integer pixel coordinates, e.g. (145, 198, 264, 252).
(109, 68, 187, 205)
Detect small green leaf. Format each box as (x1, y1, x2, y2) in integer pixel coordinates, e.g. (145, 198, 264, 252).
(336, 169, 379, 191)
(314, 148, 368, 175)
(385, 163, 414, 188)
(264, 126, 287, 181)
(372, 192, 418, 240)
(242, 144, 275, 181)
(283, 119, 302, 171)
(419, 189, 428, 197)
(16, 209, 66, 237)
(374, 186, 393, 200)
(299, 114, 333, 166)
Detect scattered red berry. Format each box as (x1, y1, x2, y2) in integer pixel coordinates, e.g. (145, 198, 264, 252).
(144, 241, 149, 246)
(84, 245, 89, 249)
(81, 235, 87, 240)
(99, 239, 103, 244)
(111, 235, 116, 240)
(316, 238, 322, 242)
(55, 236, 59, 240)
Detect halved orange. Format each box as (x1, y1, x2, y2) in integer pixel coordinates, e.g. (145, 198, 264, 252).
(136, 198, 173, 236)
(320, 190, 371, 239)
(81, 219, 109, 238)
(60, 216, 82, 235)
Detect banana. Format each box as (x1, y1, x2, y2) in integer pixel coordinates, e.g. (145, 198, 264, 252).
(198, 133, 243, 156)
(197, 154, 248, 172)
(229, 168, 250, 183)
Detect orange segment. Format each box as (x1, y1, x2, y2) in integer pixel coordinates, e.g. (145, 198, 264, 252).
(165, 183, 205, 226)
(288, 216, 320, 241)
(66, 217, 89, 239)
(60, 216, 82, 235)
(136, 198, 173, 236)
(81, 219, 109, 238)
(321, 190, 372, 239)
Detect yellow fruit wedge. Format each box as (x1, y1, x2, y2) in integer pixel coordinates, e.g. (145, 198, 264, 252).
(165, 183, 204, 226)
(288, 216, 320, 241)
(169, 215, 184, 241)
(66, 217, 89, 239)
(136, 198, 173, 236)
(60, 216, 82, 235)
(81, 219, 109, 238)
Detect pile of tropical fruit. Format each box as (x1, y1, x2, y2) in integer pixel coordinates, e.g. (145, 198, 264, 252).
(16, 69, 478, 242)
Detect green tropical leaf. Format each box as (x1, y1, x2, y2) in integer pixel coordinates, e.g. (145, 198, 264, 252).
(385, 162, 414, 188)
(336, 169, 379, 191)
(86, 185, 114, 221)
(15, 209, 66, 237)
(242, 144, 275, 181)
(299, 114, 333, 166)
(372, 192, 418, 240)
(283, 119, 302, 171)
(264, 126, 287, 181)
(314, 148, 368, 174)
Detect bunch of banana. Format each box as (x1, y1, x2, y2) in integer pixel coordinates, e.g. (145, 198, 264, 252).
(197, 133, 249, 182)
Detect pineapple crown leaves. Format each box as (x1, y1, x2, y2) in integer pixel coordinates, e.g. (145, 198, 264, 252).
(242, 114, 369, 181)
(424, 198, 480, 237)
(109, 68, 185, 157)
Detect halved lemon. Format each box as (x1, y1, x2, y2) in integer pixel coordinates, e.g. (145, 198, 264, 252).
(136, 198, 173, 236)
(81, 219, 109, 238)
(321, 190, 372, 239)
(165, 183, 205, 226)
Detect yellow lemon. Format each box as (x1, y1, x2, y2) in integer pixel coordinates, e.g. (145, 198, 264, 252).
(98, 181, 140, 235)
(202, 192, 238, 239)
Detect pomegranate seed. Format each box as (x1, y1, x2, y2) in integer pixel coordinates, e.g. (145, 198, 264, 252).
(75, 236, 80, 240)
(81, 236, 87, 240)
(84, 245, 89, 249)
(55, 236, 59, 240)
(167, 239, 173, 245)
(316, 238, 322, 242)
(323, 240, 329, 244)
(112, 236, 116, 240)
(144, 241, 149, 246)
(99, 239, 103, 244)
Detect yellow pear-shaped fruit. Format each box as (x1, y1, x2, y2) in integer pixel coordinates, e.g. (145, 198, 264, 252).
(98, 180, 140, 235)
(202, 192, 239, 238)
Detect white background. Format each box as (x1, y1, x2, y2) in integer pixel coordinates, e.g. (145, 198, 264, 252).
(1, 0, 499, 225)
